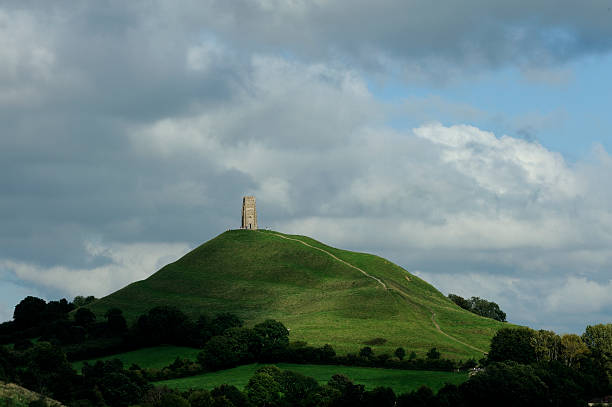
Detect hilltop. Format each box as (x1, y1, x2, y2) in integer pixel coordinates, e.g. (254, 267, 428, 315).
(88, 230, 508, 359)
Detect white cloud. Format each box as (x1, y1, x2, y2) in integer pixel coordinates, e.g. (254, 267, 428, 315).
(546, 277, 612, 314)
(0, 241, 191, 298)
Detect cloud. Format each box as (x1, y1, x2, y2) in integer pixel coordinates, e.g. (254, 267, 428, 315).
(173, 0, 612, 79)
(0, 1, 611, 333)
(0, 240, 191, 299)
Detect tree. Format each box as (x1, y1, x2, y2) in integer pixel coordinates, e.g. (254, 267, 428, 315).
(254, 319, 289, 348)
(460, 361, 548, 407)
(13, 296, 47, 330)
(531, 330, 561, 362)
(426, 347, 440, 360)
(74, 307, 96, 326)
(394, 347, 406, 360)
(188, 390, 214, 407)
(487, 327, 536, 364)
(582, 324, 612, 357)
(320, 344, 336, 362)
(20, 342, 78, 401)
(279, 369, 320, 405)
(447, 294, 507, 322)
(469, 296, 507, 322)
(246, 370, 282, 407)
(359, 346, 374, 358)
(199, 336, 242, 370)
(105, 308, 127, 334)
(560, 334, 589, 368)
(363, 386, 395, 407)
(225, 327, 263, 362)
(136, 306, 192, 345)
(211, 384, 249, 407)
(211, 313, 243, 336)
(448, 294, 471, 310)
(73, 295, 97, 307)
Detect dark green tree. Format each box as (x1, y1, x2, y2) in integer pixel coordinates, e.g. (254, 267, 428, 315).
(487, 327, 536, 364)
(211, 313, 243, 336)
(359, 346, 374, 358)
(199, 336, 241, 370)
(245, 370, 282, 407)
(426, 347, 440, 360)
(448, 293, 471, 310)
(105, 308, 127, 334)
(459, 361, 548, 407)
(13, 296, 47, 330)
(394, 347, 406, 360)
(254, 319, 289, 348)
(189, 390, 214, 407)
(74, 307, 96, 326)
(210, 384, 249, 407)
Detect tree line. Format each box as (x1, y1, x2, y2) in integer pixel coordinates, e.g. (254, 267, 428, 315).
(447, 294, 507, 322)
(0, 295, 610, 406)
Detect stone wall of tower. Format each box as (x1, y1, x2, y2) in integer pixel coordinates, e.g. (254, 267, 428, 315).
(241, 196, 258, 230)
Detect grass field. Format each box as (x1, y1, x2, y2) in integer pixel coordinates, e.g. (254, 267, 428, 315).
(87, 229, 509, 359)
(157, 363, 468, 394)
(71, 345, 200, 372)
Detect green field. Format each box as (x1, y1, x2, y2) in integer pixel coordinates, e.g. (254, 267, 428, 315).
(158, 363, 468, 394)
(87, 229, 509, 359)
(72, 345, 200, 372)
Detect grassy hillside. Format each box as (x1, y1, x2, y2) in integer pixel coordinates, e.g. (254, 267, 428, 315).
(158, 363, 468, 394)
(88, 229, 508, 359)
(0, 381, 65, 406)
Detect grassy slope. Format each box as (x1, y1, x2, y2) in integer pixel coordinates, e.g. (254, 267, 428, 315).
(72, 345, 200, 372)
(158, 363, 468, 394)
(0, 381, 65, 406)
(88, 229, 508, 359)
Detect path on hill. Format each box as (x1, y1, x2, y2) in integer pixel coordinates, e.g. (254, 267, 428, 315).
(270, 233, 486, 355)
(271, 234, 387, 289)
(387, 281, 487, 354)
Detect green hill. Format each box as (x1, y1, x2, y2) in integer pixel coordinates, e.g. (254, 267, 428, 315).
(88, 229, 508, 359)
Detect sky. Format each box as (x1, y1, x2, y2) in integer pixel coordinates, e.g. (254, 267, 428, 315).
(1, 0, 612, 334)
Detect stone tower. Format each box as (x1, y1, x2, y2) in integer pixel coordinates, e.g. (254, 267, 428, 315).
(241, 196, 258, 230)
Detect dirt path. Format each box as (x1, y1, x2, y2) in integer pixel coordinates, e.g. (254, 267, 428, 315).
(272, 233, 387, 289)
(270, 232, 486, 355)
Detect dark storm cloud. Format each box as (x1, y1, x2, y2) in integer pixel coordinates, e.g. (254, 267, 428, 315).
(182, 0, 612, 76)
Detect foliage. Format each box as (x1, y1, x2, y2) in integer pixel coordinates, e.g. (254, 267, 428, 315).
(487, 327, 536, 364)
(13, 297, 47, 330)
(199, 336, 242, 371)
(531, 329, 561, 362)
(582, 323, 612, 357)
(359, 347, 373, 359)
(448, 293, 507, 322)
(74, 308, 96, 326)
(135, 306, 195, 347)
(560, 334, 589, 368)
(18, 342, 78, 401)
(426, 348, 440, 360)
(254, 320, 289, 349)
(72, 296, 97, 308)
(394, 347, 406, 360)
(105, 308, 128, 334)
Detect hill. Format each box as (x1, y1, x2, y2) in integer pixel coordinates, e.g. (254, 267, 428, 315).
(88, 230, 508, 359)
(0, 381, 65, 406)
